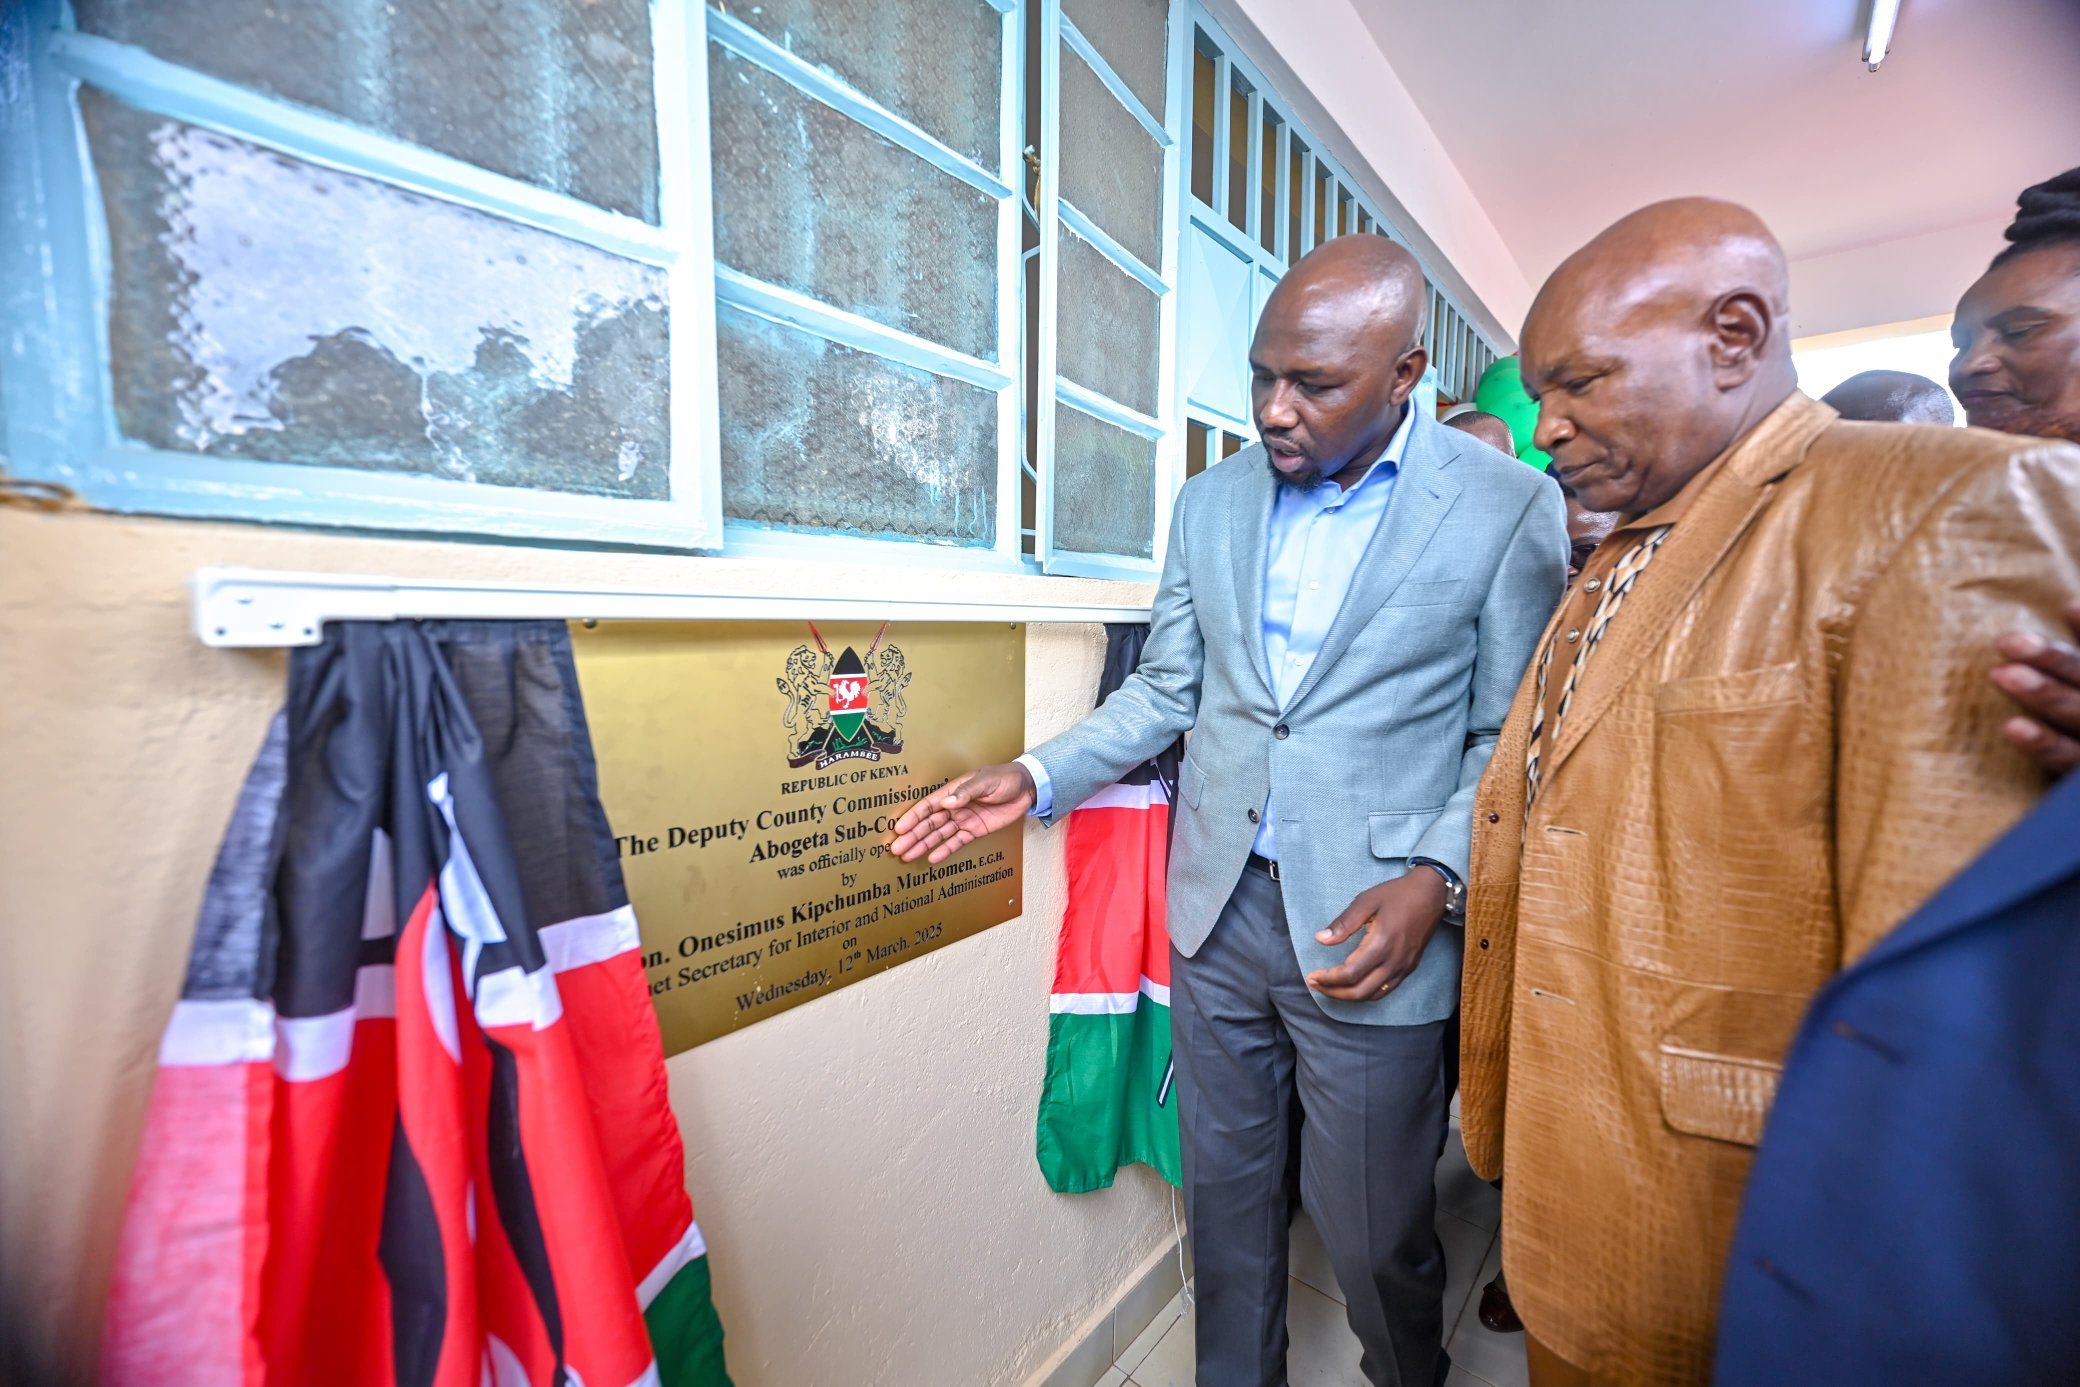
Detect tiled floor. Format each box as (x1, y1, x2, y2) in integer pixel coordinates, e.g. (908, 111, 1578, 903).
(1103, 1124, 1528, 1387)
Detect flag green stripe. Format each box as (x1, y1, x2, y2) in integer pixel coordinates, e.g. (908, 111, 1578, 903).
(646, 1253, 732, 1387)
(1036, 1004, 1181, 1193)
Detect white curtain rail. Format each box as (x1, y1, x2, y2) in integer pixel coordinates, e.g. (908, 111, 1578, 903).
(189, 566, 1154, 648)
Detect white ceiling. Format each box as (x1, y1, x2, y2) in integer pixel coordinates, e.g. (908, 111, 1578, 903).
(1354, 0, 2080, 294)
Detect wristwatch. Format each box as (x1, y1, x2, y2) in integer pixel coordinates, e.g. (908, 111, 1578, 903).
(1410, 857, 1467, 925)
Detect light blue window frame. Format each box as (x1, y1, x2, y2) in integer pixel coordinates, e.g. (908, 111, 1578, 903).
(1030, 0, 1186, 581)
(0, 0, 727, 549)
(707, 0, 1029, 572)
(1179, 6, 1501, 433)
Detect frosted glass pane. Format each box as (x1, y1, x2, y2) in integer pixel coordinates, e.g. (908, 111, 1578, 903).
(1057, 229, 1159, 416)
(1052, 405, 1154, 558)
(83, 92, 670, 499)
(718, 307, 996, 542)
(727, 0, 1001, 166)
(710, 46, 998, 360)
(76, 0, 658, 221)
(1065, 0, 1169, 119)
(1059, 50, 1163, 271)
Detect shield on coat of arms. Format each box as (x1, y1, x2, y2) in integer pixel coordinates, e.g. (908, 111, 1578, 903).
(828, 647, 870, 744)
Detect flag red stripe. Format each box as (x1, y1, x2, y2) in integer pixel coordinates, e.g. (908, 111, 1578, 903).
(1054, 803, 1172, 996)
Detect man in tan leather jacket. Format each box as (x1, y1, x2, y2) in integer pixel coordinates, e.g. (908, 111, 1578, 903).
(1457, 198, 2080, 1386)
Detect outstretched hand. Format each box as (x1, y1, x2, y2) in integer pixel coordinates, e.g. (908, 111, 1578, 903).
(1992, 598, 2080, 777)
(1304, 869, 1449, 1001)
(886, 762, 1037, 863)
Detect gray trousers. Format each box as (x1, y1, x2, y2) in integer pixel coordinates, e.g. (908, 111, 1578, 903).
(1171, 864, 1452, 1387)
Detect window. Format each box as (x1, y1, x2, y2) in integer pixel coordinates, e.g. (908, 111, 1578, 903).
(1183, 418, 1249, 480)
(1175, 12, 1502, 459)
(4, 0, 725, 547)
(706, 0, 1023, 558)
(2, 0, 1499, 574)
(1028, 0, 1182, 578)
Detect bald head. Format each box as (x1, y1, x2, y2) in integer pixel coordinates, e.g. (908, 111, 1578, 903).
(1535, 198, 1791, 338)
(1519, 198, 1801, 515)
(1444, 409, 1518, 457)
(1822, 370, 1955, 426)
(1250, 235, 1432, 489)
(1262, 235, 1430, 355)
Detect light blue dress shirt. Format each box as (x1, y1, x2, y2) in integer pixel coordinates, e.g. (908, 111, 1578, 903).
(1021, 409, 1414, 859)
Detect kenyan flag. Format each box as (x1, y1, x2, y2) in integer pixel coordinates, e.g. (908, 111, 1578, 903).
(101, 622, 729, 1387)
(1035, 625, 1182, 1192)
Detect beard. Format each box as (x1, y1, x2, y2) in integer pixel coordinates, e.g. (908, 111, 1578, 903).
(1264, 451, 1327, 489)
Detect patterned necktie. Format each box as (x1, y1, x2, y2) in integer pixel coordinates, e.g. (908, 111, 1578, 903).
(1523, 524, 1672, 810)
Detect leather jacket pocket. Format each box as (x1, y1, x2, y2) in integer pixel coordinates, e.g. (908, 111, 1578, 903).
(1656, 986, 1808, 1147)
(1656, 1045, 1781, 1146)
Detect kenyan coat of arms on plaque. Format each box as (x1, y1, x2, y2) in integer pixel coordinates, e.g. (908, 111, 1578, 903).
(774, 622, 910, 769)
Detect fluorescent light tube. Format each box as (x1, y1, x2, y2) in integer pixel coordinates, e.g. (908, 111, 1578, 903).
(1865, 0, 1900, 71)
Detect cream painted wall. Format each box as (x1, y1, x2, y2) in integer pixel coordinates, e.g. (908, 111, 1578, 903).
(1787, 217, 2010, 341)
(0, 505, 1170, 1385)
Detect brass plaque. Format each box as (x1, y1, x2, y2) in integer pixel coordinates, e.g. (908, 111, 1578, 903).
(572, 620, 1025, 1054)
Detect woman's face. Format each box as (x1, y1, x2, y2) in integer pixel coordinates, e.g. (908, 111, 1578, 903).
(1950, 243, 2080, 443)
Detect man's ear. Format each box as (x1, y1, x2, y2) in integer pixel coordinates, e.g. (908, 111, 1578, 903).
(1707, 290, 1774, 388)
(1390, 347, 1430, 406)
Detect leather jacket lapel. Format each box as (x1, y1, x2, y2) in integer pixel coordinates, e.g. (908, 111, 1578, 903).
(1542, 395, 1833, 781)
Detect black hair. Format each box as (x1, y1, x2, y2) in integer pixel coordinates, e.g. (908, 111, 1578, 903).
(1992, 166, 2080, 269)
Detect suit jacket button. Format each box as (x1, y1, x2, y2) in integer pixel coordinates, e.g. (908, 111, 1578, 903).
(1478, 938, 1490, 949)
(1486, 811, 1500, 823)
(1247, 808, 1260, 824)
(1273, 723, 1290, 740)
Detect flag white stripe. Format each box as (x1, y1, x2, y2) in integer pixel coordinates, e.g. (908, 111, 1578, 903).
(473, 906, 637, 1031)
(539, 905, 641, 971)
(1048, 975, 1170, 1014)
(274, 1011, 354, 1081)
(475, 962, 565, 1032)
(636, 1219, 709, 1309)
(158, 998, 274, 1066)
(1078, 780, 1172, 812)
(156, 909, 642, 1071)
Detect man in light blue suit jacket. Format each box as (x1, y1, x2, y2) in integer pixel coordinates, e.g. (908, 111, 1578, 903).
(893, 238, 1565, 1386)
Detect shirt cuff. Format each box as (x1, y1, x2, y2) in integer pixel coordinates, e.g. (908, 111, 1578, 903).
(1014, 753, 1054, 818)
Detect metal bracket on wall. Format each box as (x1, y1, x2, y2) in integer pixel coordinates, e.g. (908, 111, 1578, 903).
(190, 566, 1154, 648)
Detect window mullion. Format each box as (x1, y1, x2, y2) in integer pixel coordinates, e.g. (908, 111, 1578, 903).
(1032, 0, 1064, 569)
